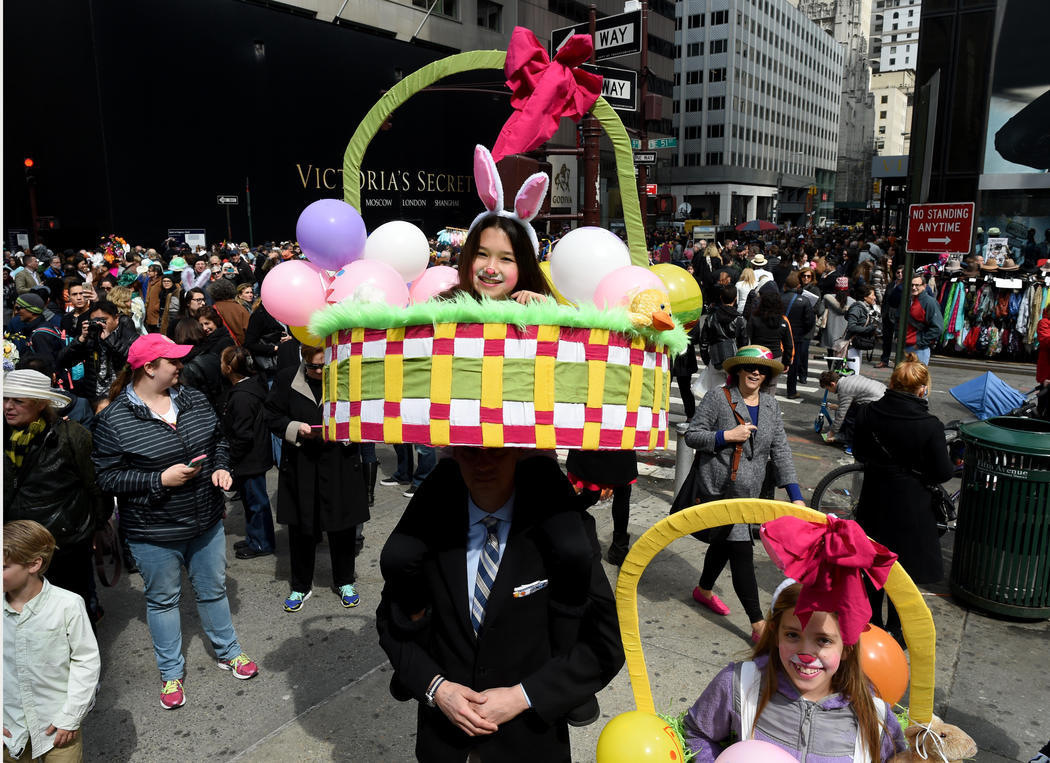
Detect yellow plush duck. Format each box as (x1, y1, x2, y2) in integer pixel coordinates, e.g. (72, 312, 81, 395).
(627, 289, 675, 331)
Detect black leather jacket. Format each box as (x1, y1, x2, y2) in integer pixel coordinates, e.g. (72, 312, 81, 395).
(4, 417, 106, 547)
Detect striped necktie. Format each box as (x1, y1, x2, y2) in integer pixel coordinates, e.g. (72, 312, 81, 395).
(470, 516, 501, 635)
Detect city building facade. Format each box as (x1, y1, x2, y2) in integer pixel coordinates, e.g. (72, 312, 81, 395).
(869, 0, 920, 74)
(666, 0, 844, 226)
(794, 0, 875, 218)
(872, 69, 913, 155)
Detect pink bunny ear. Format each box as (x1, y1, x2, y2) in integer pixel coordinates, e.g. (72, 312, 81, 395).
(514, 172, 549, 222)
(474, 145, 504, 213)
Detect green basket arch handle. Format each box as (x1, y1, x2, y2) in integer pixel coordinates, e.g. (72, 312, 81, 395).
(342, 49, 647, 267)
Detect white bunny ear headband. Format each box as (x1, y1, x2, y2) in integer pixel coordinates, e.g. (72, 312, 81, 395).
(467, 144, 550, 258)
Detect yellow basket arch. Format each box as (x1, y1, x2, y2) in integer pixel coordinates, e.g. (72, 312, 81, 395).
(341, 50, 648, 267)
(617, 498, 937, 723)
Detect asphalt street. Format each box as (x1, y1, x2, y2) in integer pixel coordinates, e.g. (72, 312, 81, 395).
(81, 350, 1049, 762)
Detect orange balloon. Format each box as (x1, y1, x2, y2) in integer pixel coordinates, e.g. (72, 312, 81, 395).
(858, 624, 909, 705)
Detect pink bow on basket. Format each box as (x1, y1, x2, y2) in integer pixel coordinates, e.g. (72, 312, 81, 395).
(760, 515, 898, 645)
(491, 27, 603, 162)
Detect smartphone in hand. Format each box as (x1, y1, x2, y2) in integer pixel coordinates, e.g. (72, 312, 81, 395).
(186, 454, 207, 468)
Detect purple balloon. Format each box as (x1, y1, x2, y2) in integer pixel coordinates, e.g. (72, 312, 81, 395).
(295, 199, 368, 271)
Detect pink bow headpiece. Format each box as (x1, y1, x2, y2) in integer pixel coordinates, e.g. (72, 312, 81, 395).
(491, 27, 603, 162)
(760, 515, 898, 645)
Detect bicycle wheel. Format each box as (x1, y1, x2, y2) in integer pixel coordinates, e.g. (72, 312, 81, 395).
(810, 463, 865, 521)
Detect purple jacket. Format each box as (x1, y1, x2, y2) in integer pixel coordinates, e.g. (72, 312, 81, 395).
(684, 657, 906, 762)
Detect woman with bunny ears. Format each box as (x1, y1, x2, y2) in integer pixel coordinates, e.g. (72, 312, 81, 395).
(450, 145, 553, 305)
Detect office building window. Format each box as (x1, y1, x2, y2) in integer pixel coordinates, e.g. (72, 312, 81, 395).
(879, 110, 887, 118)
(710, 10, 728, 25)
(686, 125, 701, 139)
(879, 125, 886, 134)
(708, 96, 725, 110)
(881, 95, 888, 103)
(476, 0, 501, 31)
(687, 41, 702, 56)
(688, 13, 704, 28)
(686, 97, 702, 112)
(687, 69, 703, 85)
(706, 151, 723, 165)
(710, 39, 727, 54)
(889, 58, 895, 65)
(684, 153, 702, 166)
(707, 124, 725, 138)
(413, 0, 457, 18)
(709, 67, 726, 82)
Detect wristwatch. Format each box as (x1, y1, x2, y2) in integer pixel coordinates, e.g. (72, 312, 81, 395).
(424, 675, 446, 707)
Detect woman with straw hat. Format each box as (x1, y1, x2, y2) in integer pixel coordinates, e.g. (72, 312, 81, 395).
(677, 346, 806, 643)
(4, 369, 106, 623)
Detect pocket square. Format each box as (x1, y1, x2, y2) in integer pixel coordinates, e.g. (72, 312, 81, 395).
(512, 579, 549, 598)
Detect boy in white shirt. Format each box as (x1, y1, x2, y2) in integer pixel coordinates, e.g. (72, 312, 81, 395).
(3, 520, 100, 763)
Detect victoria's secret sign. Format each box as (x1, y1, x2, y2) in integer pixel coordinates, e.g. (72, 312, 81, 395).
(296, 163, 475, 210)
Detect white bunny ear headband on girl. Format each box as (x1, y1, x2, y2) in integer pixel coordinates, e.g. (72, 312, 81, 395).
(467, 144, 550, 257)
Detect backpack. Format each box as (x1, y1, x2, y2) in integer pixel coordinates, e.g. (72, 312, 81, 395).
(701, 315, 738, 370)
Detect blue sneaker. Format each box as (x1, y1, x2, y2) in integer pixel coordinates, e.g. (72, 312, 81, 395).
(339, 584, 360, 608)
(283, 590, 311, 612)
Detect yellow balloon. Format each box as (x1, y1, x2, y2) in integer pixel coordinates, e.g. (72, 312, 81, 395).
(596, 711, 686, 763)
(539, 260, 574, 306)
(650, 263, 703, 329)
(289, 324, 324, 347)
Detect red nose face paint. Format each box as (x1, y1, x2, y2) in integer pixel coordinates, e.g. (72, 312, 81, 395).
(797, 654, 816, 664)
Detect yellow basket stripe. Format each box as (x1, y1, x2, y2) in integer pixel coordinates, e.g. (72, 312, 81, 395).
(385, 327, 405, 403)
(481, 422, 504, 448)
(620, 427, 637, 449)
(430, 419, 450, 447)
(481, 323, 506, 412)
(586, 329, 608, 409)
(613, 499, 936, 721)
(534, 325, 559, 414)
(430, 323, 456, 406)
(626, 337, 645, 411)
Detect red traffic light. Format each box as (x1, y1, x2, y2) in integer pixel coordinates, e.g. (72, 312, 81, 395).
(24, 158, 34, 168)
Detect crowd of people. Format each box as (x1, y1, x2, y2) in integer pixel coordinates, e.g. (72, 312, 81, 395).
(3, 223, 1035, 762)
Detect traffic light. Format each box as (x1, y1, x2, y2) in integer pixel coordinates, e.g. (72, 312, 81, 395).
(24, 157, 35, 184)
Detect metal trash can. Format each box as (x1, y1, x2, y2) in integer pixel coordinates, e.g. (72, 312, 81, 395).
(951, 416, 1050, 619)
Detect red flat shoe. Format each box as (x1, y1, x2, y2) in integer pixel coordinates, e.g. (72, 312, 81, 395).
(692, 587, 731, 616)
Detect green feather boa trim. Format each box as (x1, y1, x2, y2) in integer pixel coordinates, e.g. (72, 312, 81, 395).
(308, 293, 689, 357)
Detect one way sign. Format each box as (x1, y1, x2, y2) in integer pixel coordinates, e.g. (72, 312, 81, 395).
(581, 64, 637, 111)
(551, 10, 642, 61)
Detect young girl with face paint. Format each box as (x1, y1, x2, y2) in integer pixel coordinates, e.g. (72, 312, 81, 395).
(683, 518, 909, 762)
(453, 216, 551, 304)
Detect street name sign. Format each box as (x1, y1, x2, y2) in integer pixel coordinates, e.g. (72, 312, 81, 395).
(906, 202, 974, 254)
(551, 10, 642, 61)
(581, 64, 637, 111)
(634, 152, 657, 165)
(648, 137, 677, 149)
(217, 195, 239, 205)
(630, 138, 642, 149)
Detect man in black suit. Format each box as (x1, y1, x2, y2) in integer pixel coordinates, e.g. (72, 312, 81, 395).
(377, 448, 624, 763)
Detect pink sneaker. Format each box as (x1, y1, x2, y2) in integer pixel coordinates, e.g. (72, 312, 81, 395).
(692, 587, 731, 616)
(217, 653, 258, 680)
(160, 678, 185, 709)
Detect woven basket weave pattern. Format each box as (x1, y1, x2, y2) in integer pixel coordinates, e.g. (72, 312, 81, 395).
(323, 322, 671, 450)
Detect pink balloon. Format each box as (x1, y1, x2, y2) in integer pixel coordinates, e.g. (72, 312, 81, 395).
(716, 740, 798, 763)
(328, 259, 410, 308)
(260, 260, 329, 326)
(592, 265, 668, 309)
(409, 265, 460, 303)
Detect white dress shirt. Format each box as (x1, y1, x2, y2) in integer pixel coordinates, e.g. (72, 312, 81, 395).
(3, 579, 101, 759)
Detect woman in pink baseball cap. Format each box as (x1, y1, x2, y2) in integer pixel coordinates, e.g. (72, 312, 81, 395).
(92, 333, 260, 710)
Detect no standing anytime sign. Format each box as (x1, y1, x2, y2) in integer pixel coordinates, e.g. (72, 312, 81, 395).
(906, 202, 975, 255)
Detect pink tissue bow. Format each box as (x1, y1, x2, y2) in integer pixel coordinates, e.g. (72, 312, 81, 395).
(760, 515, 898, 645)
(491, 27, 603, 162)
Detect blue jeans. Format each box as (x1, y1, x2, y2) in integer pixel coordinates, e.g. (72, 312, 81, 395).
(905, 345, 931, 365)
(128, 520, 243, 680)
(236, 474, 276, 552)
(392, 443, 414, 482)
(410, 445, 436, 487)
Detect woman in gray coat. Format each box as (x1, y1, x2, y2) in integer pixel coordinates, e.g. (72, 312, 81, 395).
(682, 345, 806, 643)
(817, 276, 855, 351)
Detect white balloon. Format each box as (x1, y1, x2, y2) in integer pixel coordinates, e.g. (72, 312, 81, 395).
(362, 221, 430, 283)
(549, 227, 631, 306)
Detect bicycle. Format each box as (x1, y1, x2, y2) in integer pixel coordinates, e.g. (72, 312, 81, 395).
(809, 422, 965, 535)
(813, 355, 852, 435)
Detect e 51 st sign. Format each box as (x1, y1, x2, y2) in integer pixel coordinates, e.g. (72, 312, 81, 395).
(906, 202, 974, 255)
